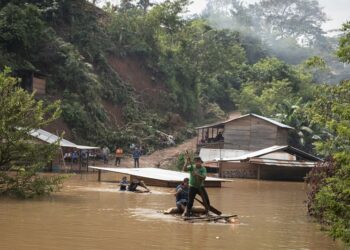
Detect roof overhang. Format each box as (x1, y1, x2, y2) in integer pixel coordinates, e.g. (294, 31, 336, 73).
(248, 157, 317, 168)
(205, 145, 322, 162)
(196, 113, 294, 130)
(28, 128, 99, 150)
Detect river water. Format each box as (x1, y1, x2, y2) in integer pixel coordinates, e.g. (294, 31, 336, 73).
(0, 173, 344, 250)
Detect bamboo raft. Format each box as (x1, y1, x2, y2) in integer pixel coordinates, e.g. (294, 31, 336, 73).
(184, 214, 238, 223)
(163, 206, 239, 224)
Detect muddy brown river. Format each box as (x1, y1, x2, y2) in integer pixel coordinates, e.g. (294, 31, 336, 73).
(0, 173, 344, 250)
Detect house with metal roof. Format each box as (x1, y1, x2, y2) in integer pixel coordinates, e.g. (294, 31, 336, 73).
(196, 114, 321, 181)
(196, 113, 293, 151)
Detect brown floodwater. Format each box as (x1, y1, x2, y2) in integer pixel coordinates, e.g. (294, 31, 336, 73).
(0, 173, 344, 250)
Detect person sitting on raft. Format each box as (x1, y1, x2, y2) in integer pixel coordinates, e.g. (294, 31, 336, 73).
(120, 176, 129, 191)
(128, 178, 150, 192)
(175, 177, 189, 213)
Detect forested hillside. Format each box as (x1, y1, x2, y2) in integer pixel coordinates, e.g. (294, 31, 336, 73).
(0, 0, 345, 152)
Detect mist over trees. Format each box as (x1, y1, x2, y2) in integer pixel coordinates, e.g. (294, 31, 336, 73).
(202, 0, 348, 77)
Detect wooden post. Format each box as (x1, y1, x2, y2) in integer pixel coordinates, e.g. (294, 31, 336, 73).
(70, 150, 73, 172)
(197, 129, 199, 146)
(257, 165, 261, 180)
(98, 169, 101, 182)
(79, 149, 82, 173)
(86, 151, 89, 173)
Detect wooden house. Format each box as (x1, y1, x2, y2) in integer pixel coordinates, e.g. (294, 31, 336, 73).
(15, 69, 47, 95)
(196, 114, 321, 181)
(216, 145, 321, 181)
(196, 113, 293, 151)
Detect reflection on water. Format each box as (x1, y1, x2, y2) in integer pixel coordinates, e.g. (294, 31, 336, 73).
(0, 173, 344, 250)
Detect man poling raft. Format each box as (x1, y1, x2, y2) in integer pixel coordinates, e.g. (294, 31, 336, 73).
(179, 151, 239, 224)
(182, 151, 212, 217)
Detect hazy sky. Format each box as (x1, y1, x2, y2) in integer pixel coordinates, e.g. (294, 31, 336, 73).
(100, 0, 349, 32)
(188, 0, 349, 32)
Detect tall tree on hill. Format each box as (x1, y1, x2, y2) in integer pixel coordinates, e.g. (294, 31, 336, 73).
(251, 0, 327, 46)
(204, 0, 328, 46)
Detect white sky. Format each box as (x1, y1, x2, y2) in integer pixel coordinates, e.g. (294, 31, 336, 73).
(100, 0, 349, 32)
(188, 0, 349, 32)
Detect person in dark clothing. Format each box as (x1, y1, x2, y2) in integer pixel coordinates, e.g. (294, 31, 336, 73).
(128, 178, 150, 192)
(215, 131, 224, 141)
(120, 176, 129, 191)
(132, 147, 142, 168)
(175, 178, 189, 213)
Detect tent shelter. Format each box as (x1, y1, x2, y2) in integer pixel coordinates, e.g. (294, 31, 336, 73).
(29, 129, 99, 172)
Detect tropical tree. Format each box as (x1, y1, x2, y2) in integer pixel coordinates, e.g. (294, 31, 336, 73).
(306, 80, 350, 244)
(251, 0, 327, 45)
(236, 57, 314, 114)
(305, 23, 350, 243)
(0, 68, 64, 198)
(337, 21, 350, 64)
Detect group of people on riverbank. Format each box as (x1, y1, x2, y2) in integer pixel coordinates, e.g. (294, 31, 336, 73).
(101, 145, 143, 168)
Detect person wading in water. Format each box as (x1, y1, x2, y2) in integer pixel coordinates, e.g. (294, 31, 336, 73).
(182, 153, 210, 217)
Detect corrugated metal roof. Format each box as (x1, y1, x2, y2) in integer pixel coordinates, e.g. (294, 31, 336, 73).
(216, 145, 322, 162)
(196, 120, 226, 129)
(199, 148, 249, 162)
(196, 113, 294, 130)
(88, 167, 229, 182)
(29, 129, 99, 149)
(249, 113, 293, 129)
(29, 129, 77, 147)
(220, 145, 288, 161)
(76, 145, 100, 150)
(248, 158, 316, 168)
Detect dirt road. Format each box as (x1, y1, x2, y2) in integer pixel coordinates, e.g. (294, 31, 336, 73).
(104, 137, 197, 168)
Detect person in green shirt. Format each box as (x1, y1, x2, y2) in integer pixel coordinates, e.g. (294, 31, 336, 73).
(182, 155, 210, 217)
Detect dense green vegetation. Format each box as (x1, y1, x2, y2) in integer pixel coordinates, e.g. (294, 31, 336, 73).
(304, 22, 350, 244)
(0, 0, 336, 150)
(0, 68, 64, 198)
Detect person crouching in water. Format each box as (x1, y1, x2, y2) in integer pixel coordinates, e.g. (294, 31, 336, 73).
(182, 155, 210, 217)
(119, 176, 129, 191)
(128, 178, 150, 192)
(175, 178, 189, 214)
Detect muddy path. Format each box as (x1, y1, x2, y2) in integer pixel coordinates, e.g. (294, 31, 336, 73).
(101, 137, 197, 168)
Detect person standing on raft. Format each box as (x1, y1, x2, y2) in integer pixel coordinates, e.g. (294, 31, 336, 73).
(182, 154, 210, 217)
